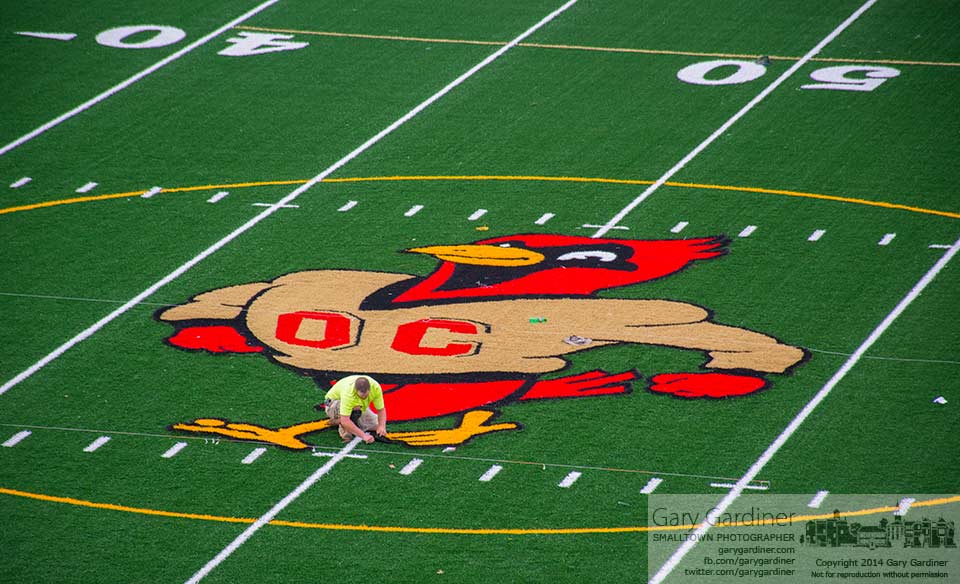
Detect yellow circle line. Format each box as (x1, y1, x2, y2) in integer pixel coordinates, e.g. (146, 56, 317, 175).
(1, 175, 956, 220)
(2, 486, 958, 536)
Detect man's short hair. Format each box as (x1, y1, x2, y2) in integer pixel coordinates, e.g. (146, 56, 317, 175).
(354, 377, 370, 393)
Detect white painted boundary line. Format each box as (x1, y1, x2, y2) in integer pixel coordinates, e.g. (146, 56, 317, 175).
(558, 471, 582, 488)
(709, 482, 768, 491)
(640, 477, 663, 495)
(10, 177, 32, 188)
(808, 229, 826, 242)
(162, 441, 188, 459)
(185, 438, 362, 584)
(649, 233, 960, 584)
(16, 32, 77, 42)
(593, 0, 879, 239)
(670, 221, 688, 234)
(75, 182, 98, 194)
(738, 225, 757, 238)
(252, 202, 298, 208)
(878, 233, 896, 246)
(399, 458, 424, 475)
(2, 430, 31, 447)
(808, 490, 829, 509)
(0, 0, 282, 157)
(468, 208, 488, 221)
(895, 497, 916, 516)
(207, 191, 230, 203)
(83, 436, 112, 452)
(535, 212, 555, 225)
(141, 186, 162, 199)
(311, 450, 367, 460)
(337, 200, 358, 211)
(479, 464, 503, 482)
(0, 0, 580, 397)
(241, 447, 267, 465)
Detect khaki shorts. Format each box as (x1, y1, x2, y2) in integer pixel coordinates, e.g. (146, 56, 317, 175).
(324, 399, 377, 441)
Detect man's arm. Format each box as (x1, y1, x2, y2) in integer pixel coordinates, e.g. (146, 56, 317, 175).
(339, 413, 374, 443)
(376, 407, 387, 436)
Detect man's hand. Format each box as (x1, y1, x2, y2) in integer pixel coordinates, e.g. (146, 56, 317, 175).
(362, 433, 375, 444)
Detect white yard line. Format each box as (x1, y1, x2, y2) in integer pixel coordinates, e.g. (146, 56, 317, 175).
(184, 438, 362, 584)
(15, 32, 77, 42)
(252, 202, 298, 208)
(0, 0, 580, 397)
(2, 430, 32, 447)
(808, 490, 830, 508)
(0, 0, 281, 157)
(241, 447, 267, 465)
(399, 458, 424, 475)
(161, 442, 188, 459)
(83, 436, 112, 453)
(140, 186, 163, 199)
(468, 208, 488, 221)
(593, 0, 879, 239)
(650, 233, 960, 584)
(535, 212, 555, 225)
(558, 471, 582, 488)
(479, 464, 503, 482)
(640, 477, 663, 495)
(709, 482, 768, 491)
(895, 497, 916, 516)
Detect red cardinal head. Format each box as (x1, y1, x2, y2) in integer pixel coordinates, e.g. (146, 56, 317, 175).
(392, 233, 727, 304)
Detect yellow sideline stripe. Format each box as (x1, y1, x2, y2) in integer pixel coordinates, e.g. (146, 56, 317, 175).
(2, 175, 957, 219)
(2, 486, 958, 535)
(234, 25, 960, 68)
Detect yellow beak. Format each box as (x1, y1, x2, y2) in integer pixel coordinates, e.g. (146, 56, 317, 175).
(405, 244, 545, 267)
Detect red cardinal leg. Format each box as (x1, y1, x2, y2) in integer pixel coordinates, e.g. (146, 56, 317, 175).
(167, 325, 263, 353)
(519, 370, 638, 400)
(648, 372, 767, 399)
(382, 379, 526, 422)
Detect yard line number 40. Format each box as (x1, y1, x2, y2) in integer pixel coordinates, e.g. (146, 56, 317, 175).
(53, 25, 903, 92)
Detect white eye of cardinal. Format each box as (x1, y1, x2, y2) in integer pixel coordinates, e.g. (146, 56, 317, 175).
(556, 250, 617, 262)
(498, 243, 512, 247)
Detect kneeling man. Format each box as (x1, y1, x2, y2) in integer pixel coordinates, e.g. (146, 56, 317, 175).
(324, 375, 387, 444)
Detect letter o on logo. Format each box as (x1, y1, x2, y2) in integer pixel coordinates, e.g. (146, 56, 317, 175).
(275, 311, 359, 349)
(96, 25, 187, 49)
(677, 59, 767, 86)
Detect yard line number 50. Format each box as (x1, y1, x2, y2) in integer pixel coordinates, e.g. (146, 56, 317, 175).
(677, 59, 900, 92)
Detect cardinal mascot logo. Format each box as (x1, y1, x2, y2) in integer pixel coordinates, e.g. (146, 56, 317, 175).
(157, 233, 807, 449)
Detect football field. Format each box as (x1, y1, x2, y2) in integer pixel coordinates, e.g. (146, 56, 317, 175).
(2, 1, 959, 582)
